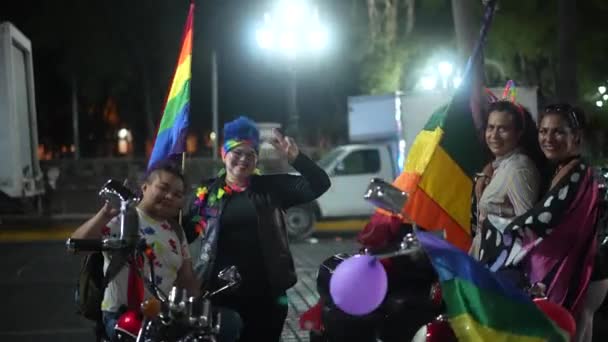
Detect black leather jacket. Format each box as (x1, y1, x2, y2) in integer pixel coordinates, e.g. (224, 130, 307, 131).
(184, 153, 330, 295)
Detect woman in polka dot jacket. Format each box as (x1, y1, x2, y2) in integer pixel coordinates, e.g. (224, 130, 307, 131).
(477, 103, 605, 341)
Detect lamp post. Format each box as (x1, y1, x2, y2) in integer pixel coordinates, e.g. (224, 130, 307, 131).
(255, 0, 328, 140)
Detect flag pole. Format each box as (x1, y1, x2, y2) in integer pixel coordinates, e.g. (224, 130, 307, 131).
(179, 0, 194, 226)
(179, 151, 186, 225)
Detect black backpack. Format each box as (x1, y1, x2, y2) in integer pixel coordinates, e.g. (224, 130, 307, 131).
(75, 209, 185, 322)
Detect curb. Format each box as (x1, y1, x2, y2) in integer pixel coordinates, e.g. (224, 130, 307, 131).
(0, 219, 367, 243)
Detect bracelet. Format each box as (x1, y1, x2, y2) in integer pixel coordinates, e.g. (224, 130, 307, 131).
(474, 173, 489, 182)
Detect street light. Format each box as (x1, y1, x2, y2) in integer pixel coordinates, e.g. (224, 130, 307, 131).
(255, 0, 329, 139)
(420, 75, 438, 91)
(417, 60, 460, 91)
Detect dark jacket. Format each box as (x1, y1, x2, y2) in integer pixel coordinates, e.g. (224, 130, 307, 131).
(184, 153, 330, 295)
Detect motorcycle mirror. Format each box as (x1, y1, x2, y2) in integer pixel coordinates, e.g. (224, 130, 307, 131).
(99, 179, 140, 210)
(363, 178, 408, 215)
(218, 265, 241, 285)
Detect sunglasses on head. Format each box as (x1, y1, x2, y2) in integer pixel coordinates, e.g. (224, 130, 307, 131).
(544, 104, 580, 129)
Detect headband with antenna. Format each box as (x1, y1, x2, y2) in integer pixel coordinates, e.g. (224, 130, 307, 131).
(485, 80, 526, 126)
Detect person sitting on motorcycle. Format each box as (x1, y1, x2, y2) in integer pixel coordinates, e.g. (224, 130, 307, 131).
(71, 160, 202, 339)
(183, 116, 330, 342)
(470, 101, 545, 279)
(477, 104, 602, 323)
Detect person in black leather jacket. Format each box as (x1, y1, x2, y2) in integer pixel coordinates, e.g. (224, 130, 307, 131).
(183, 116, 330, 341)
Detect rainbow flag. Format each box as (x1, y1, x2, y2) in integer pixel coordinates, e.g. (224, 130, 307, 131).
(417, 230, 569, 342)
(390, 84, 486, 251)
(148, 3, 194, 169)
(382, 1, 502, 251)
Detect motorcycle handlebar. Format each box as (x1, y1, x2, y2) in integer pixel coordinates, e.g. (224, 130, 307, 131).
(65, 238, 130, 254)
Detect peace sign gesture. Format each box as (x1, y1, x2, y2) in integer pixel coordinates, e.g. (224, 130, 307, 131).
(269, 128, 300, 163)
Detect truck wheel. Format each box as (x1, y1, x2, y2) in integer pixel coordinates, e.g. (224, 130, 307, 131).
(286, 205, 316, 240)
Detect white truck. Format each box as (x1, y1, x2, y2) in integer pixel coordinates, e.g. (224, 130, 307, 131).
(0, 22, 44, 211)
(285, 87, 539, 239)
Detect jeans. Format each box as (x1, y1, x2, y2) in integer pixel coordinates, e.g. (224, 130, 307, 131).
(102, 311, 121, 340)
(102, 307, 241, 342)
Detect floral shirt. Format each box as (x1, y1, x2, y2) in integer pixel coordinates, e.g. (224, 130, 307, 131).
(101, 208, 190, 313)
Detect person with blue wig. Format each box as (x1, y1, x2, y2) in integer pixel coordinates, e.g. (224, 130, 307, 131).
(183, 116, 330, 341)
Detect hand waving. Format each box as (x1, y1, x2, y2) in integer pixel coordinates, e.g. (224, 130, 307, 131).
(270, 128, 299, 163)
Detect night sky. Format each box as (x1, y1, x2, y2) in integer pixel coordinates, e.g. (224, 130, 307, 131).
(0, 0, 350, 156)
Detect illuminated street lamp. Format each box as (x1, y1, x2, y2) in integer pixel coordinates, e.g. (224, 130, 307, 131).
(255, 0, 329, 139)
(417, 60, 460, 91)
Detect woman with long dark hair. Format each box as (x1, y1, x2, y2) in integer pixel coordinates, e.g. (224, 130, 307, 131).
(470, 100, 546, 270)
(477, 104, 604, 341)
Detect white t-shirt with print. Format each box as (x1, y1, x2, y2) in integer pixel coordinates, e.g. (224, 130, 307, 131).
(101, 208, 191, 313)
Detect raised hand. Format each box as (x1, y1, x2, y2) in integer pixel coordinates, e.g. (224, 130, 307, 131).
(269, 128, 299, 163)
(100, 201, 120, 220)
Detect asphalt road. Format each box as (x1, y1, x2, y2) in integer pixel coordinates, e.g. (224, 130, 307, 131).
(0, 238, 359, 342)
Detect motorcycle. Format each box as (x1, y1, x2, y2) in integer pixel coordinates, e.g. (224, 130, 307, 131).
(304, 178, 442, 342)
(303, 178, 578, 342)
(66, 179, 241, 342)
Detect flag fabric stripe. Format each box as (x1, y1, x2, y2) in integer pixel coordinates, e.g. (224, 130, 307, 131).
(417, 230, 529, 299)
(165, 55, 192, 104)
(404, 188, 471, 250)
(450, 315, 547, 342)
(150, 103, 190, 161)
(444, 279, 557, 336)
(158, 79, 190, 133)
(177, 29, 193, 65)
(439, 94, 487, 177)
(389, 169, 471, 250)
(418, 145, 473, 232)
(417, 231, 569, 342)
(422, 103, 450, 131)
(403, 128, 443, 174)
(147, 4, 194, 170)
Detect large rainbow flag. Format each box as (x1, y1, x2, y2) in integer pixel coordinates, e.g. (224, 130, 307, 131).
(416, 230, 569, 341)
(148, 3, 194, 169)
(391, 84, 486, 251)
(382, 1, 502, 251)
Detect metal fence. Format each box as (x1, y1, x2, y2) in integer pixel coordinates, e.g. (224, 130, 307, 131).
(36, 156, 293, 215)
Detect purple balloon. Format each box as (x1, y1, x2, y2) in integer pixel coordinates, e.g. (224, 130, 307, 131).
(329, 254, 388, 316)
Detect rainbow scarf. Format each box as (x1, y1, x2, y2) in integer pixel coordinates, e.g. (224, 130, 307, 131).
(417, 230, 569, 341)
(147, 4, 194, 170)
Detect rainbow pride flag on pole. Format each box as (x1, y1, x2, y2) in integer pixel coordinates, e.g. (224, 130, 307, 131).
(417, 230, 569, 342)
(391, 84, 486, 251)
(148, 3, 194, 170)
(381, 1, 500, 251)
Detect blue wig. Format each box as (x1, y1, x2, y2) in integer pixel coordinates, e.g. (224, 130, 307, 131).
(222, 116, 260, 156)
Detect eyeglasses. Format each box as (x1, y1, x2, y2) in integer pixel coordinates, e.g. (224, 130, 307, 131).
(230, 150, 257, 160)
(544, 104, 580, 129)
